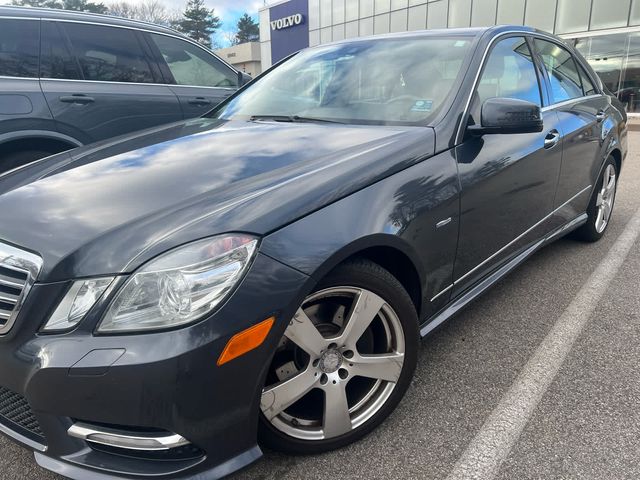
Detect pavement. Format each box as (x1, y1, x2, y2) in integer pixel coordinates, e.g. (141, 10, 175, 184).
(2, 132, 639, 480)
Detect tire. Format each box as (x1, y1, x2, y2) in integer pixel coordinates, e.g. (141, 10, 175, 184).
(258, 259, 419, 454)
(573, 156, 618, 242)
(3, 150, 53, 172)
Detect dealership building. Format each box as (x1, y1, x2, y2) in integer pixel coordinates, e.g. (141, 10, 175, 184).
(259, 0, 640, 113)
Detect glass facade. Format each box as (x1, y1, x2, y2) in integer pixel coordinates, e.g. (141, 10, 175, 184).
(570, 32, 640, 112)
(259, 0, 640, 113)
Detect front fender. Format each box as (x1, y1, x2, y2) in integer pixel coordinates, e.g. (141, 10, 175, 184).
(261, 148, 461, 318)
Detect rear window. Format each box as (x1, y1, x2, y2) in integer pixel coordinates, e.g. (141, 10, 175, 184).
(0, 19, 39, 78)
(61, 23, 154, 83)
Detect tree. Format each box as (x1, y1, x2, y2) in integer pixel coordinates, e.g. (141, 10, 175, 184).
(108, 0, 180, 27)
(11, 0, 107, 13)
(173, 0, 221, 49)
(235, 13, 259, 44)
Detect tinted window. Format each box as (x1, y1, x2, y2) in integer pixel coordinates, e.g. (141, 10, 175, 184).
(535, 39, 583, 103)
(62, 23, 154, 83)
(212, 36, 473, 125)
(475, 36, 541, 109)
(150, 34, 237, 88)
(0, 19, 39, 78)
(40, 22, 81, 80)
(576, 60, 598, 95)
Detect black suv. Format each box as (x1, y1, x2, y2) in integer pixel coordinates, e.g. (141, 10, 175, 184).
(0, 6, 249, 170)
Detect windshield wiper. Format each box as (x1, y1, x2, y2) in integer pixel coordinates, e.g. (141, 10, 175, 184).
(249, 115, 343, 124)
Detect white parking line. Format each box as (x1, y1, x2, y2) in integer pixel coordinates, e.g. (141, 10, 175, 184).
(446, 207, 640, 480)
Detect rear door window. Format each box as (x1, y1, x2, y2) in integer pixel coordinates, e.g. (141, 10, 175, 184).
(576, 60, 598, 95)
(0, 19, 39, 78)
(534, 39, 584, 103)
(61, 23, 154, 83)
(40, 21, 82, 80)
(150, 33, 237, 88)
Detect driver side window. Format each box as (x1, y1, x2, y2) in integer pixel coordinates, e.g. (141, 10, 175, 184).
(471, 36, 541, 123)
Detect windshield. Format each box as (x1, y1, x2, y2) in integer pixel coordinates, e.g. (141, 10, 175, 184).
(210, 36, 474, 126)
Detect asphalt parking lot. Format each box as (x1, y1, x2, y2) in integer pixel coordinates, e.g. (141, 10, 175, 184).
(2, 132, 639, 480)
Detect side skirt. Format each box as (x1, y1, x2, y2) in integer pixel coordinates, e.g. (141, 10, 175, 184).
(419, 213, 588, 338)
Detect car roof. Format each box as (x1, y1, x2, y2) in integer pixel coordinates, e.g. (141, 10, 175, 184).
(0, 5, 181, 37)
(318, 25, 549, 47)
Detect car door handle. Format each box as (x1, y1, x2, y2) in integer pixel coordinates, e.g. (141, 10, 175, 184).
(544, 129, 560, 149)
(59, 95, 95, 104)
(187, 97, 212, 106)
(596, 110, 607, 123)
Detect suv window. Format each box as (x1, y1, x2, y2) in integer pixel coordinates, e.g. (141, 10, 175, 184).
(40, 21, 82, 80)
(150, 33, 237, 88)
(0, 19, 39, 78)
(534, 39, 583, 103)
(472, 36, 541, 121)
(61, 23, 154, 83)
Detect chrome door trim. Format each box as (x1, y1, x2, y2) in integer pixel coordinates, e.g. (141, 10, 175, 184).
(452, 185, 592, 287)
(430, 283, 453, 302)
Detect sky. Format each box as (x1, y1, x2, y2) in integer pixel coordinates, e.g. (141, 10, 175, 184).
(99, 0, 271, 47)
(1, 0, 278, 47)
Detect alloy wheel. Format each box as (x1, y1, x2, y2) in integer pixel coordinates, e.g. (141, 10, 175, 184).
(595, 164, 617, 233)
(261, 287, 406, 441)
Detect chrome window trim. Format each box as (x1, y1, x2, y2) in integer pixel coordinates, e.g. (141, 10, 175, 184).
(451, 185, 592, 288)
(0, 15, 39, 21)
(0, 242, 43, 335)
(455, 30, 603, 144)
(39, 77, 237, 90)
(540, 93, 603, 112)
(0, 75, 39, 81)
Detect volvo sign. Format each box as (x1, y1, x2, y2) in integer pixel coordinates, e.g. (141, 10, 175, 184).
(271, 13, 305, 31)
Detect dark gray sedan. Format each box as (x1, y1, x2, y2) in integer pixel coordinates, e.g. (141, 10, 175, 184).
(0, 25, 626, 479)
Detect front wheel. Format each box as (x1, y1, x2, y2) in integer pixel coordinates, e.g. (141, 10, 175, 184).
(258, 260, 419, 454)
(574, 157, 618, 242)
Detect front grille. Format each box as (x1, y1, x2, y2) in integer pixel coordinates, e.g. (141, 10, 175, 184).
(0, 242, 42, 334)
(0, 386, 44, 441)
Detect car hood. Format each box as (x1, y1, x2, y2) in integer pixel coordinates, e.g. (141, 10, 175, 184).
(0, 117, 435, 281)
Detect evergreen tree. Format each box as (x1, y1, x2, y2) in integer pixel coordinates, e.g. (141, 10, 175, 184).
(174, 0, 221, 49)
(235, 13, 259, 44)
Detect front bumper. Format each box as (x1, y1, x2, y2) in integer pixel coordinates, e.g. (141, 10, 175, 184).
(0, 253, 309, 479)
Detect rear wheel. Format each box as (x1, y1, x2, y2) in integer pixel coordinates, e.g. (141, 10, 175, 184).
(258, 260, 419, 454)
(574, 157, 618, 242)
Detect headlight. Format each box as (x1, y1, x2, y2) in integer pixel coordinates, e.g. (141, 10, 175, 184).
(43, 278, 115, 332)
(97, 234, 258, 333)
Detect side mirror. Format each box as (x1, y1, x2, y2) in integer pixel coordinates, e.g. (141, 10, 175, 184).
(468, 97, 543, 135)
(237, 71, 253, 87)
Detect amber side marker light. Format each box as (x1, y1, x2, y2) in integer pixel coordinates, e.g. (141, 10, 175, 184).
(217, 317, 275, 366)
